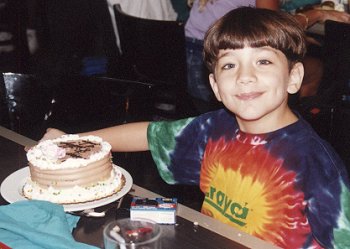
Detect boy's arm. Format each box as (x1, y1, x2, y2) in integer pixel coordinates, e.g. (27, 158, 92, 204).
(80, 122, 150, 152)
(42, 122, 150, 152)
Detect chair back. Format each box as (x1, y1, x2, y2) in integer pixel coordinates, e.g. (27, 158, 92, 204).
(113, 4, 187, 86)
(0, 76, 10, 127)
(113, 4, 198, 119)
(0, 73, 53, 139)
(318, 20, 350, 105)
(320, 21, 350, 172)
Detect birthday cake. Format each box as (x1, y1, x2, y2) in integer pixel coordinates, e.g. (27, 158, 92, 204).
(23, 135, 125, 204)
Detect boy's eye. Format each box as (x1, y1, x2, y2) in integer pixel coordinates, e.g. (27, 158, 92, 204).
(222, 63, 235, 70)
(257, 59, 272, 65)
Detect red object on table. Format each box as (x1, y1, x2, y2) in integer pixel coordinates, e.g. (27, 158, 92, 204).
(125, 227, 153, 237)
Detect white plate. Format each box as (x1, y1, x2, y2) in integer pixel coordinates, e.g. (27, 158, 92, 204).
(0, 165, 133, 212)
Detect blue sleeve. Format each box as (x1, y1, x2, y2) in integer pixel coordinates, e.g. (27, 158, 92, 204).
(147, 109, 237, 185)
(300, 139, 350, 248)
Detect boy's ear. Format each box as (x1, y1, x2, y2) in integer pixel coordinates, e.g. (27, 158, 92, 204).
(209, 73, 222, 102)
(287, 62, 304, 94)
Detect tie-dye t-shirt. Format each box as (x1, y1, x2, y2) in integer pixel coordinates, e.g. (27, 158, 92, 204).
(147, 109, 350, 249)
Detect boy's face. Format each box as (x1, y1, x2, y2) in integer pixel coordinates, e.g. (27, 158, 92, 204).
(209, 46, 304, 133)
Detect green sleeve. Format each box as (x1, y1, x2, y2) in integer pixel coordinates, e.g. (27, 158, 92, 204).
(147, 117, 195, 184)
(334, 181, 350, 249)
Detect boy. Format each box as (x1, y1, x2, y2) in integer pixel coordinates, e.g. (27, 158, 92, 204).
(42, 7, 350, 249)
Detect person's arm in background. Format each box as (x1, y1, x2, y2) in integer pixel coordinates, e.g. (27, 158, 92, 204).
(256, 0, 350, 28)
(256, 0, 279, 10)
(41, 122, 150, 152)
(295, 8, 350, 27)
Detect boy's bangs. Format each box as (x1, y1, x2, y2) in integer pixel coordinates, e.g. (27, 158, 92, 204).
(216, 20, 300, 60)
(215, 25, 279, 51)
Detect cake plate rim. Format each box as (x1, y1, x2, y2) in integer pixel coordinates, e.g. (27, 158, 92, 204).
(0, 165, 133, 212)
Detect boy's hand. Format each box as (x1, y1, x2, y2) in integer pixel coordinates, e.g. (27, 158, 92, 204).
(24, 128, 66, 152)
(40, 128, 66, 141)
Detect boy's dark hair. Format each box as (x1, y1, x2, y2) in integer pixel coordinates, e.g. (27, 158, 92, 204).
(203, 7, 306, 72)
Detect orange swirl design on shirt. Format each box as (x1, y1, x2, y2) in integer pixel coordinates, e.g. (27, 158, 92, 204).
(200, 137, 319, 248)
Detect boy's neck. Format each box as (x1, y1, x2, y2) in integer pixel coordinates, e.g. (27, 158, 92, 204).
(236, 107, 298, 134)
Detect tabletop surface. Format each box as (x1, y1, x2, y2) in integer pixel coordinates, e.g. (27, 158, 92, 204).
(0, 126, 279, 249)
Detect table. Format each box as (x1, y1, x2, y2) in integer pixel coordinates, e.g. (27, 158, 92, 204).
(0, 126, 279, 249)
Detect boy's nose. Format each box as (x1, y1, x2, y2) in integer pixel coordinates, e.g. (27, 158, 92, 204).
(237, 67, 256, 84)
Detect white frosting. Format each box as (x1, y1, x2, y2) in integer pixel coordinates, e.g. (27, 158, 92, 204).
(27, 134, 112, 169)
(23, 165, 124, 204)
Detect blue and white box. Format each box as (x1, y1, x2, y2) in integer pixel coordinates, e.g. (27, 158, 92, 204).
(130, 197, 177, 224)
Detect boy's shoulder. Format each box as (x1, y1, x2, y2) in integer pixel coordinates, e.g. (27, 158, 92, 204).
(273, 116, 332, 151)
(271, 117, 347, 176)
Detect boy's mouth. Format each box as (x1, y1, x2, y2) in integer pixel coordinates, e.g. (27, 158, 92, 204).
(236, 92, 263, 101)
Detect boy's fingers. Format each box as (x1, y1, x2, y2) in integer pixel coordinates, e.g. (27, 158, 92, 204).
(23, 128, 65, 152)
(24, 146, 32, 152)
(41, 128, 66, 142)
